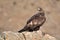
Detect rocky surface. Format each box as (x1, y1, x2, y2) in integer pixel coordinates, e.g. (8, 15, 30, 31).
(0, 30, 57, 40)
(0, 0, 60, 40)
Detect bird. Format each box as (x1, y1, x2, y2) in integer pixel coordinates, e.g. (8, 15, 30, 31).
(18, 7, 46, 33)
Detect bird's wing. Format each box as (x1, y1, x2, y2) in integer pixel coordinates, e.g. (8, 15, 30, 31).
(27, 13, 40, 24)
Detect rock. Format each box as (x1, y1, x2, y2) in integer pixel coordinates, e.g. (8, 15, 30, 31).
(0, 36, 4, 40)
(42, 34, 56, 40)
(0, 30, 57, 40)
(21, 30, 43, 40)
(2, 31, 25, 40)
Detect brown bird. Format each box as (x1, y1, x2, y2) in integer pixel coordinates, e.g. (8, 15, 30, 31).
(18, 8, 46, 33)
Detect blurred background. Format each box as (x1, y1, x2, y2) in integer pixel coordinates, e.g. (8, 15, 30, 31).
(0, 0, 60, 40)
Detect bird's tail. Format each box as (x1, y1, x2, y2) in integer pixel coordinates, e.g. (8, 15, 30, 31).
(18, 29, 25, 33)
(18, 25, 28, 33)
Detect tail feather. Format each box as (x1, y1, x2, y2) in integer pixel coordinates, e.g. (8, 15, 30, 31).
(18, 29, 26, 32)
(18, 25, 28, 33)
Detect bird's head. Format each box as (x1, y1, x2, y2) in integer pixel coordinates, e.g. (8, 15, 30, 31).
(37, 7, 45, 16)
(37, 7, 43, 11)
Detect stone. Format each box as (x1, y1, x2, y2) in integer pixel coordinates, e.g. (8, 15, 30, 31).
(0, 31, 57, 40)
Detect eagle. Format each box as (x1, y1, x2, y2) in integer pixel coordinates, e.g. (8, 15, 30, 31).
(18, 8, 46, 33)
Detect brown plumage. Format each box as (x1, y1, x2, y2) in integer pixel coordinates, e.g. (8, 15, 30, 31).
(18, 8, 46, 32)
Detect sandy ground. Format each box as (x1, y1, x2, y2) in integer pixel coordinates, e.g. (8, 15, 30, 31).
(0, 0, 60, 40)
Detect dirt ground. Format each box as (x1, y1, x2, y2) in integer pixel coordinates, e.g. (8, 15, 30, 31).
(0, 0, 60, 40)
